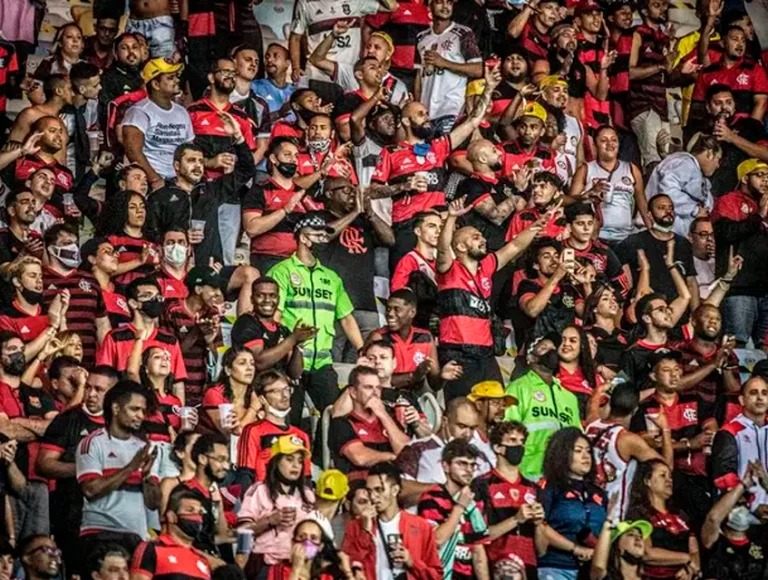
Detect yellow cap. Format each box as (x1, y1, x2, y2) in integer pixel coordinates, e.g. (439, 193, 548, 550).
(317, 469, 350, 501)
(737, 158, 768, 182)
(467, 381, 517, 405)
(142, 57, 184, 84)
(520, 101, 547, 123)
(466, 79, 486, 97)
(539, 75, 568, 91)
(370, 31, 395, 57)
(270, 434, 310, 458)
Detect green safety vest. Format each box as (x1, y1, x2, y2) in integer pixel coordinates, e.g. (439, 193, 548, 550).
(268, 254, 354, 371)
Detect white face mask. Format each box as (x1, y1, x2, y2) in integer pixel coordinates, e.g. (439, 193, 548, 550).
(164, 243, 188, 267)
(268, 405, 291, 419)
(49, 243, 80, 269)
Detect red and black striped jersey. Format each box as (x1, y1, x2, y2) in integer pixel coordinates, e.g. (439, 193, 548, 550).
(156, 267, 188, 301)
(628, 25, 670, 122)
(328, 412, 393, 481)
(14, 155, 73, 193)
(187, 0, 216, 38)
(499, 140, 556, 178)
(520, 22, 550, 63)
(577, 34, 611, 128)
(102, 285, 132, 329)
(0, 300, 49, 343)
(371, 137, 451, 223)
(472, 470, 538, 570)
(375, 325, 434, 374)
(437, 253, 496, 357)
(131, 534, 211, 580)
(108, 233, 160, 288)
(161, 300, 211, 408)
(237, 420, 311, 481)
(230, 314, 292, 371)
(42, 267, 106, 368)
(144, 392, 182, 443)
(0, 228, 42, 266)
(365, 1, 431, 71)
(692, 57, 768, 116)
(96, 324, 187, 379)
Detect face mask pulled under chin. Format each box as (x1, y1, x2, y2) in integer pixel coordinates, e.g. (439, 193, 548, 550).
(268, 405, 291, 419)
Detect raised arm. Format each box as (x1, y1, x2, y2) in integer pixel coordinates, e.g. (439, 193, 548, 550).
(495, 210, 547, 269)
(308, 21, 351, 78)
(438, 199, 471, 274)
(448, 64, 501, 150)
(663, 240, 692, 323)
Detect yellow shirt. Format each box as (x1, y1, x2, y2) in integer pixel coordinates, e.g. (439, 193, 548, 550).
(674, 29, 721, 123)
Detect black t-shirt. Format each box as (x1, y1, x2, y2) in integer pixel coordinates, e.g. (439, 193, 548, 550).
(588, 326, 628, 370)
(316, 211, 377, 311)
(704, 528, 768, 580)
(615, 231, 696, 301)
(517, 277, 580, 340)
(231, 314, 292, 372)
(457, 175, 512, 252)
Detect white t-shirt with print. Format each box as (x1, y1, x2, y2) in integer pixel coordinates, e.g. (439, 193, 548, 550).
(375, 512, 403, 580)
(122, 97, 195, 179)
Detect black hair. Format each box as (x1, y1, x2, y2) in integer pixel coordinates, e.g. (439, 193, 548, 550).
(413, 210, 441, 229)
(139, 346, 176, 414)
(86, 543, 130, 578)
(0, 331, 21, 353)
(441, 439, 480, 463)
(167, 488, 204, 514)
(363, 340, 395, 358)
(688, 133, 722, 156)
(251, 276, 279, 293)
(170, 431, 198, 470)
(103, 380, 147, 427)
(581, 283, 623, 328)
(79, 236, 110, 272)
(488, 421, 528, 447)
(253, 368, 290, 396)
(609, 382, 640, 417)
(0, 538, 13, 557)
(174, 142, 205, 164)
(648, 193, 672, 212)
(348, 365, 379, 389)
(48, 355, 80, 381)
(124, 276, 161, 302)
(541, 427, 593, 492)
(90, 365, 119, 384)
(216, 346, 255, 403)
(267, 136, 299, 158)
(17, 534, 52, 559)
(43, 222, 77, 248)
(524, 237, 562, 278)
(564, 201, 596, 223)
(368, 463, 402, 487)
(190, 433, 229, 464)
(531, 170, 564, 190)
(626, 458, 671, 521)
(212, 564, 247, 580)
(635, 292, 668, 321)
(561, 323, 598, 391)
(265, 452, 313, 505)
(43, 74, 70, 102)
(70, 61, 100, 88)
(388, 288, 418, 307)
(290, 88, 314, 106)
(705, 83, 733, 102)
(689, 216, 712, 234)
(96, 188, 145, 236)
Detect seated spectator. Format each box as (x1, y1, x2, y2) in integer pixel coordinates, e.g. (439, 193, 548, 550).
(689, 217, 717, 299)
(158, 432, 200, 515)
(34, 24, 84, 79)
(237, 435, 316, 577)
(536, 428, 607, 578)
(267, 519, 352, 580)
(590, 519, 652, 580)
(237, 370, 311, 483)
(327, 365, 409, 482)
(626, 459, 701, 579)
(467, 382, 511, 475)
(82, 18, 118, 70)
(200, 347, 259, 436)
(18, 535, 62, 580)
(86, 544, 130, 580)
(79, 237, 132, 328)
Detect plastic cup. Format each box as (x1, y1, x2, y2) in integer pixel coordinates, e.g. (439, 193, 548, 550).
(179, 406, 195, 431)
(191, 219, 206, 234)
(62, 193, 74, 208)
(236, 528, 254, 554)
(218, 403, 234, 428)
(87, 130, 101, 159)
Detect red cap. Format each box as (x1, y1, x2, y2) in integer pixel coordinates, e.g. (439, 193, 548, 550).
(575, 0, 601, 15)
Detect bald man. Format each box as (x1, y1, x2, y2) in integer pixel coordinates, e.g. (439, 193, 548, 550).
(369, 65, 503, 272)
(435, 196, 549, 401)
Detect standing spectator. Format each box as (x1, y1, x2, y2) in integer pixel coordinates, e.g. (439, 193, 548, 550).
(76, 381, 160, 557)
(126, 0, 175, 59)
(689, 218, 717, 299)
(644, 135, 722, 236)
(96, 277, 187, 402)
(626, 460, 701, 579)
(711, 377, 768, 514)
(414, 0, 483, 134)
(417, 440, 489, 580)
(436, 198, 543, 401)
(569, 125, 648, 242)
(98, 33, 144, 124)
(342, 463, 443, 580)
(582, 284, 628, 373)
(536, 428, 607, 579)
(471, 421, 543, 578)
(237, 370, 311, 483)
(467, 382, 510, 475)
(37, 366, 118, 575)
(230, 44, 269, 168)
(252, 45, 294, 134)
(83, 18, 119, 70)
(123, 58, 194, 190)
(328, 365, 409, 481)
(506, 0, 562, 64)
(130, 490, 211, 580)
(8, 116, 73, 192)
(42, 224, 109, 368)
(80, 237, 132, 329)
(586, 382, 672, 521)
(711, 158, 768, 346)
(268, 214, 363, 415)
(237, 435, 316, 575)
(504, 336, 581, 480)
(390, 212, 440, 319)
(0, 188, 44, 267)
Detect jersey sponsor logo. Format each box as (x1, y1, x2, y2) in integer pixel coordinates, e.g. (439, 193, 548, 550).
(468, 295, 491, 314)
(622, 176, 633, 185)
(530, 404, 575, 424)
(291, 286, 335, 300)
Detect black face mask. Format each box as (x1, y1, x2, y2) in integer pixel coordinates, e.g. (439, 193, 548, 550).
(276, 162, 298, 178)
(140, 297, 164, 319)
(21, 288, 44, 305)
(503, 444, 524, 466)
(621, 551, 643, 566)
(297, 107, 316, 124)
(176, 515, 204, 541)
(3, 352, 25, 377)
(537, 350, 561, 373)
(412, 122, 435, 140)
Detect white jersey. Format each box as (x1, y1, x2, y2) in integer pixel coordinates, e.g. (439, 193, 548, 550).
(585, 419, 636, 520)
(554, 152, 575, 186)
(291, 0, 382, 82)
(335, 63, 409, 107)
(563, 113, 582, 160)
(353, 136, 392, 224)
(586, 159, 637, 243)
(416, 22, 482, 120)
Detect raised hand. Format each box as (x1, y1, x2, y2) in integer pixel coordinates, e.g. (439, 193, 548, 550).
(332, 20, 352, 36)
(21, 132, 44, 156)
(726, 246, 744, 279)
(448, 196, 472, 217)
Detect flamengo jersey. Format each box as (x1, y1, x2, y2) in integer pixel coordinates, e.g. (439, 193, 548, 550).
(291, 0, 382, 82)
(585, 420, 636, 521)
(585, 159, 636, 243)
(76, 428, 160, 539)
(371, 136, 451, 223)
(415, 22, 482, 120)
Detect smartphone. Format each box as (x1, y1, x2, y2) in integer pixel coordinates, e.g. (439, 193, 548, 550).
(562, 248, 576, 272)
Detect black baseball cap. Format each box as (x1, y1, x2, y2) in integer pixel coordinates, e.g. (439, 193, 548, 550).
(647, 348, 683, 369)
(185, 266, 228, 292)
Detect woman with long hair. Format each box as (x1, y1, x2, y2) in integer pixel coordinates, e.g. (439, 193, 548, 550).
(556, 324, 602, 423)
(267, 519, 354, 580)
(581, 283, 627, 377)
(536, 427, 607, 580)
(626, 459, 701, 579)
(34, 23, 84, 77)
(201, 347, 260, 435)
(97, 189, 160, 287)
(238, 435, 317, 580)
(590, 517, 651, 580)
(159, 431, 200, 514)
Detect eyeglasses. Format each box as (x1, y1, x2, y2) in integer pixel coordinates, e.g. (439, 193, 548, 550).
(330, 186, 355, 194)
(205, 454, 230, 464)
(264, 386, 293, 397)
(215, 69, 237, 78)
